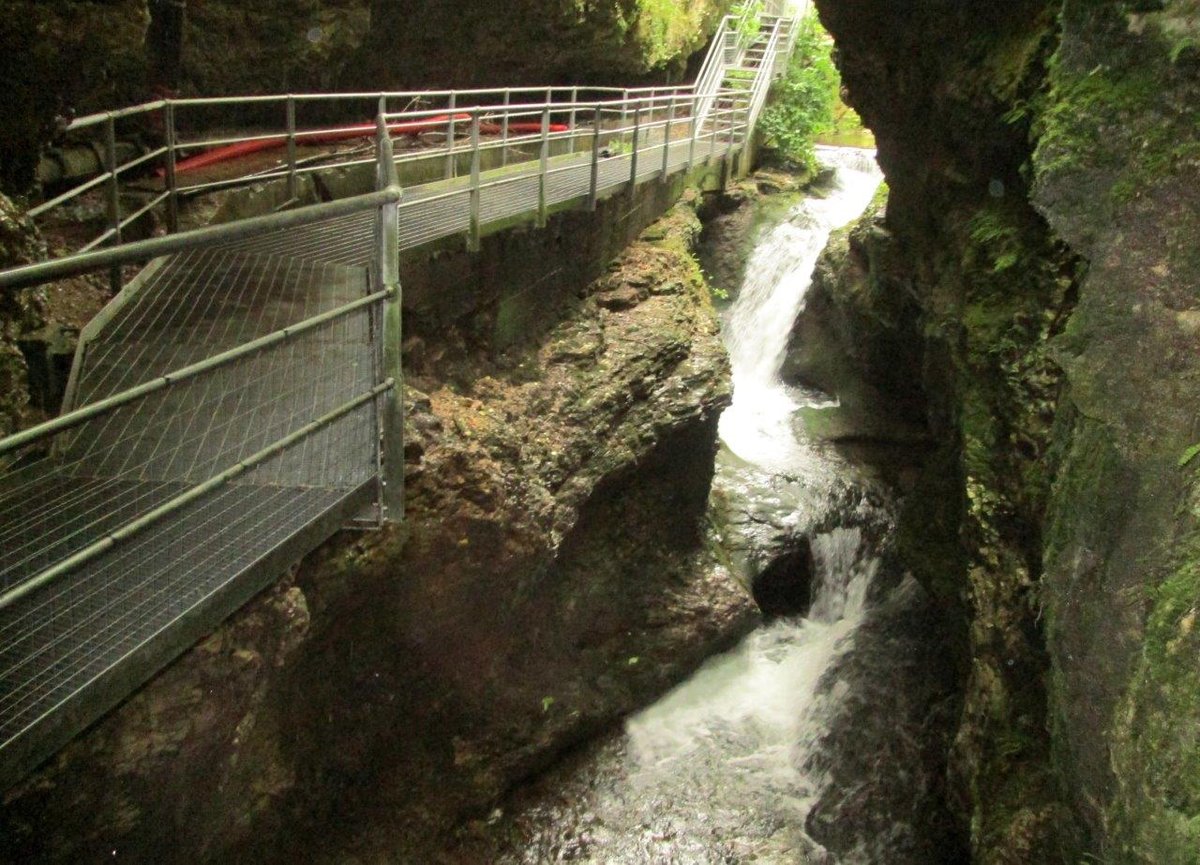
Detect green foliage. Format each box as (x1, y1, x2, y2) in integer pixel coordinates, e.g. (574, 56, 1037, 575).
(968, 208, 1026, 274)
(1181, 443, 1200, 469)
(730, 1, 764, 47)
(818, 91, 874, 149)
(635, 0, 731, 72)
(757, 13, 838, 171)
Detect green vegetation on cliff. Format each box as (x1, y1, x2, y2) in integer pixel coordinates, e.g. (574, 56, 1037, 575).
(759, 14, 838, 169)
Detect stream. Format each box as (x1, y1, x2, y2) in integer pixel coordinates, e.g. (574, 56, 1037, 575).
(442, 148, 964, 864)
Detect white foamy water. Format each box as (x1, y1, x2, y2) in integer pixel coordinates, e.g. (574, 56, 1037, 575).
(624, 528, 875, 830)
(598, 150, 888, 862)
(605, 150, 887, 862)
(719, 148, 883, 471)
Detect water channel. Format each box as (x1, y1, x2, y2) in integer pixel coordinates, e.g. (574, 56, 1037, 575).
(443, 148, 964, 864)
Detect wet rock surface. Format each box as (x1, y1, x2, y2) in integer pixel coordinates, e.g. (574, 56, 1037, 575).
(803, 576, 966, 864)
(810, 0, 1200, 860)
(427, 162, 964, 865)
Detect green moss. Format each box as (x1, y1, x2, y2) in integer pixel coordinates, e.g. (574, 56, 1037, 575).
(1036, 62, 1159, 175)
(633, 0, 731, 74)
(981, 7, 1061, 105)
(1034, 3, 1200, 210)
(1107, 526, 1200, 864)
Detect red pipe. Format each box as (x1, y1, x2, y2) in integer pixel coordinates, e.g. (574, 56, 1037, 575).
(479, 121, 570, 135)
(167, 114, 474, 175)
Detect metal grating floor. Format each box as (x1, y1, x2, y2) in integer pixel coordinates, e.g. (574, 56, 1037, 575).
(0, 239, 382, 785)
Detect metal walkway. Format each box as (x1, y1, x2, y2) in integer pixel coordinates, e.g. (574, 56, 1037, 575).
(0, 3, 806, 788)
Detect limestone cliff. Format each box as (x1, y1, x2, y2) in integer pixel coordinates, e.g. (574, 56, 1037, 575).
(801, 0, 1200, 861)
(359, 0, 733, 89)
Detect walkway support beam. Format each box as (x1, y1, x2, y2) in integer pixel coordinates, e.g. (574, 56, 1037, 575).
(376, 116, 405, 522)
(629, 100, 642, 189)
(588, 104, 601, 211)
(537, 106, 550, 227)
(469, 111, 482, 252)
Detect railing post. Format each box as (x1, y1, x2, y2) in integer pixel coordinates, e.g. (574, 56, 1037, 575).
(687, 94, 698, 172)
(629, 100, 641, 189)
(723, 104, 736, 188)
(709, 100, 719, 163)
(501, 89, 511, 167)
(163, 101, 179, 234)
(285, 95, 298, 200)
(375, 116, 404, 521)
(661, 94, 675, 178)
(568, 86, 578, 138)
(537, 105, 550, 227)
(727, 96, 738, 153)
(446, 92, 457, 179)
(469, 110, 482, 252)
(588, 104, 601, 211)
(105, 113, 122, 294)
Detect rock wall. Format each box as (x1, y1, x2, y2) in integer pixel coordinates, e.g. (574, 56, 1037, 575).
(0, 0, 730, 194)
(1035, 3, 1200, 860)
(805, 0, 1200, 861)
(359, 0, 732, 90)
(0, 194, 47, 435)
(0, 1, 151, 192)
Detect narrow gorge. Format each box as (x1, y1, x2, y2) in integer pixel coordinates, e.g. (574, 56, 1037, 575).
(0, 1, 1198, 863)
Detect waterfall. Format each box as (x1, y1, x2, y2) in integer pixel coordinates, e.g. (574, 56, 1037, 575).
(719, 148, 883, 471)
(447, 149, 956, 865)
(623, 528, 878, 843)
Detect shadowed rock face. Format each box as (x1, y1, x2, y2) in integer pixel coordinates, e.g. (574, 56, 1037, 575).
(0, 0, 730, 195)
(753, 540, 815, 618)
(809, 0, 1200, 860)
(360, 0, 730, 89)
(0, 194, 46, 435)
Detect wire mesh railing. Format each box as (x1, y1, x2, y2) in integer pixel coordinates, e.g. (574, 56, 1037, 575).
(0, 8, 800, 790)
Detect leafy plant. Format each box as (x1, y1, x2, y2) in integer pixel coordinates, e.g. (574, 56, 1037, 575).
(757, 12, 838, 171)
(730, 1, 764, 48)
(969, 207, 1025, 273)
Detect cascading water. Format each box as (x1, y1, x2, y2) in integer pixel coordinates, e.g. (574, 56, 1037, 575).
(442, 149, 962, 864)
(720, 146, 885, 473)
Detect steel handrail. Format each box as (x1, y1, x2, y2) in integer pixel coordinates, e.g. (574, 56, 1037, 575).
(0, 287, 395, 456)
(0, 187, 400, 291)
(0, 9, 806, 790)
(14, 11, 799, 288)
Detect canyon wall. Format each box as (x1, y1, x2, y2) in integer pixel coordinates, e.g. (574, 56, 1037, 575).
(804, 0, 1200, 860)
